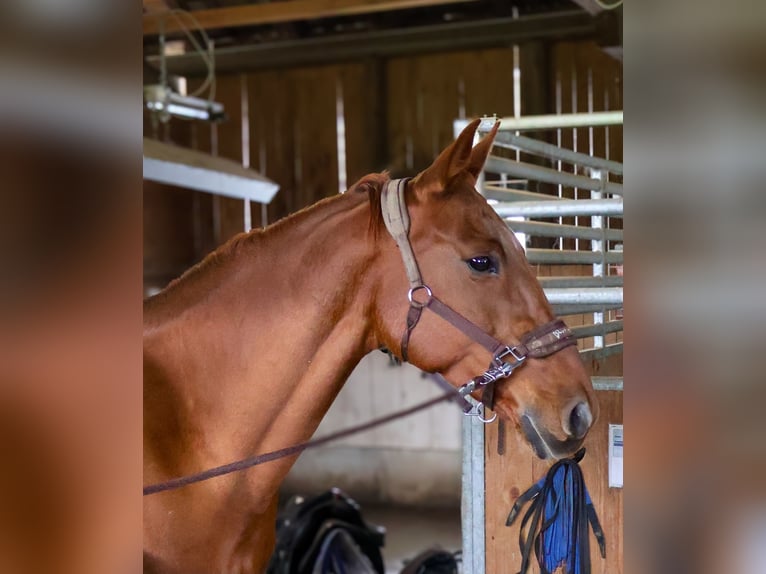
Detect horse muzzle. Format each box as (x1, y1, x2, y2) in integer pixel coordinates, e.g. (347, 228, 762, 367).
(520, 411, 589, 460)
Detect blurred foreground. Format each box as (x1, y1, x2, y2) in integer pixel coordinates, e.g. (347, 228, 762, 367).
(0, 1, 764, 572)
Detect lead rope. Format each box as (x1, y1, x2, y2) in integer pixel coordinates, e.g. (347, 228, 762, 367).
(144, 387, 463, 495)
(505, 449, 606, 574)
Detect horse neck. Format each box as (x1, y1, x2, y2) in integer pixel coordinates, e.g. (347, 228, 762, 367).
(145, 192, 382, 462)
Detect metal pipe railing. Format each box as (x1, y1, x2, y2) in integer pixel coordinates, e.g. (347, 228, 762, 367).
(486, 156, 623, 196)
(483, 185, 561, 203)
(591, 377, 623, 392)
(571, 321, 624, 339)
(527, 249, 623, 265)
(493, 132, 623, 175)
(478, 111, 623, 132)
(552, 303, 623, 316)
(538, 275, 623, 289)
(495, 198, 623, 218)
(579, 343, 623, 362)
(544, 287, 623, 305)
(507, 219, 623, 242)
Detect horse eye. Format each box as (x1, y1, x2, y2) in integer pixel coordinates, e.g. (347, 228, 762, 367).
(467, 256, 497, 274)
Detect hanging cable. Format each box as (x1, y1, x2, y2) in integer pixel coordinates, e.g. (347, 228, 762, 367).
(147, 8, 216, 101)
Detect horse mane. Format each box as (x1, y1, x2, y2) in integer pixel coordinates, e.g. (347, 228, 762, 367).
(348, 170, 390, 239)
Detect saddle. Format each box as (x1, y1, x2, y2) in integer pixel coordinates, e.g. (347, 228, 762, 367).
(266, 488, 386, 574)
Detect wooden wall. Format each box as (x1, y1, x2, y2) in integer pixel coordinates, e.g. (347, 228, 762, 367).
(144, 41, 621, 290)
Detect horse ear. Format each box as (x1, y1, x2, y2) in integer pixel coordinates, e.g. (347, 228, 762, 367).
(466, 120, 500, 180)
(413, 118, 482, 194)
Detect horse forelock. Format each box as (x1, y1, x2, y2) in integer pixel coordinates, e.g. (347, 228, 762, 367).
(349, 171, 390, 239)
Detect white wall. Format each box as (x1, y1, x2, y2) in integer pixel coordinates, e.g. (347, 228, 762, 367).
(282, 351, 463, 507)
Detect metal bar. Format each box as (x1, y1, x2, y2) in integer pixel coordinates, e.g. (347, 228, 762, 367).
(579, 342, 623, 362)
(591, 377, 623, 392)
(539, 275, 623, 288)
(506, 219, 623, 242)
(527, 249, 623, 265)
(544, 287, 623, 305)
(553, 303, 624, 315)
(153, 11, 598, 76)
(494, 198, 623, 218)
(483, 184, 562, 202)
(479, 111, 623, 132)
(493, 132, 623, 175)
(572, 321, 623, 339)
(591, 184, 605, 348)
(485, 156, 623, 196)
(461, 397, 485, 574)
(143, 138, 279, 203)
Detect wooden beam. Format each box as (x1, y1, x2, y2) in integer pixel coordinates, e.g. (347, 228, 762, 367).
(143, 0, 172, 15)
(147, 11, 599, 76)
(144, 0, 479, 35)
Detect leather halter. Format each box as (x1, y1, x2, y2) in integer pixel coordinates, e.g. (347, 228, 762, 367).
(380, 178, 576, 417)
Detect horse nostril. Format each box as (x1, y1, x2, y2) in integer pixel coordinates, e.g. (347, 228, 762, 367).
(567, 402, 593, 439)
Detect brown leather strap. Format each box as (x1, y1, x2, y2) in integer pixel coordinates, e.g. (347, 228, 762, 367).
(380, 178, 421, 288)
(520, 319, 576, 358)
(425, 296, 507, 358)
(400, 304, 423, 362)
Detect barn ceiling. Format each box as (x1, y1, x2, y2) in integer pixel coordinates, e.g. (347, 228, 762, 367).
(143, 0, 620, 76)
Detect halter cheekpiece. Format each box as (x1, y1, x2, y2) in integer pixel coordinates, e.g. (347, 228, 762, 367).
(380, 178, 577, 422)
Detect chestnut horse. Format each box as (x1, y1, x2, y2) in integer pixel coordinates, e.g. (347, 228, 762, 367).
(143, 119, 598, 574)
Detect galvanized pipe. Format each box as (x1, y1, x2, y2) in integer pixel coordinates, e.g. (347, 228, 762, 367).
(579, 342, 623, 362)
(538, 275, 623, 289)
(591, 377, 623, 392)
(506, 219, 623, 242)
(544, 287, 623, 305)
(552, 303, 624, 315)
(495, 198, 623, 218)
(527, 249, 623, 265)
(483, 184, 561, 202)
(493, 131, 623, 175)
(461, 400, 486, 574)
(486, 156, 623, 196)
(479, 111, 623, 132)
(571, 321, 624, 339)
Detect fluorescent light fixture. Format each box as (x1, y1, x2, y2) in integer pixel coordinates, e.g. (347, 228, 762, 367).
(144, 84, 225, 123)
(166, 103, 213, 121)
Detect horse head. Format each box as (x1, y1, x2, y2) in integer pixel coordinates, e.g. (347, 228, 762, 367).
(370, 119, 598, 459)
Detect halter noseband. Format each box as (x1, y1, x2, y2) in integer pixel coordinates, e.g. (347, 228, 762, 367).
(380, 178, 576, 420)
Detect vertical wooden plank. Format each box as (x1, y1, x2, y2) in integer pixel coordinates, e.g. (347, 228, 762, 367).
(251, 68, 298, 223)
(386, 56, 416, 176)
(292, 66, 340, 209)
(462, 48, 515, 120)
(341, 60, 386, 184)
(212, 74, 245, 242)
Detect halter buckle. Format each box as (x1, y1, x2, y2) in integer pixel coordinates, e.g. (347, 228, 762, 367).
(495, 345, 526, 365)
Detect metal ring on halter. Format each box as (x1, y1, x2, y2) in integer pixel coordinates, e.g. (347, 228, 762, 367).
(407, 284, 433, 308)
(477, 404, 497, 424)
